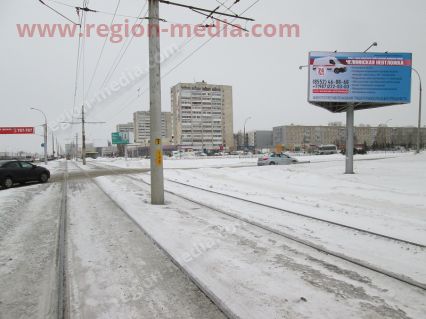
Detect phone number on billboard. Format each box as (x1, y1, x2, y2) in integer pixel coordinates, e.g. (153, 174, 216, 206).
(312, 79, 350, 89)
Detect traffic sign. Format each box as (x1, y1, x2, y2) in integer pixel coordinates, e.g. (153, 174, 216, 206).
(0, 127, 34, 134)
(112, 132, 130, 145)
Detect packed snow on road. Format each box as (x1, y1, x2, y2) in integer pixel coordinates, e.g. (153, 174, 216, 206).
(1, 153, 425, 319)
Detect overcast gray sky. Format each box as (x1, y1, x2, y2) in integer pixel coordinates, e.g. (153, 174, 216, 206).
(1, 0, 425, 153)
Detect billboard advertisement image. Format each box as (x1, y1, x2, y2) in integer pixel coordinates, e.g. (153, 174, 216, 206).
(0, 127, 35, 134)
(308, 52, 412, 112)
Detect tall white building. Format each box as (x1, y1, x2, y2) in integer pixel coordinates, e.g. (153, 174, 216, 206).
(133, 111, 172, 144)
(171, 81, 234, 150)
(116, 122, 134, 133)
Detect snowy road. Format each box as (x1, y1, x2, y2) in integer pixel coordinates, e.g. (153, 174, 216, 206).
(0, 178, 63, 318)
(66, 174, 225, 319)
(1, 155, 425, 319)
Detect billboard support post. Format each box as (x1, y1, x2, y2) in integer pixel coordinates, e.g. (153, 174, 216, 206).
(345, 105, 355, 174)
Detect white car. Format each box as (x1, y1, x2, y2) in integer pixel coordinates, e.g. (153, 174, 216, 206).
(257, 153, 298, 166)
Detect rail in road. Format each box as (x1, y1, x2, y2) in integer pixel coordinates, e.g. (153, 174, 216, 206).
(122, 175, 426, 291)
(57, 161, 69, 319)
(65, 161, 229, 319)
(165, 179, 425, 248)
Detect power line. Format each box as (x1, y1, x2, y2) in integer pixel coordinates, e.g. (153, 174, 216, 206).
(98, 1, 149, 90)
(37, 0, 80, 25)
(159, 0, 254, 21)
(45, 0, 149, 20)
(85, 0, 122, 100)
(103, 0, 261, 120)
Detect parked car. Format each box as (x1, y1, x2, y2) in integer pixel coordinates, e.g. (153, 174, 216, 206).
(257, 153, 299, 166)
(0, 160, 50, 189)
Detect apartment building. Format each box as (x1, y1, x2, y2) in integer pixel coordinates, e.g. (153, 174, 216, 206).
(116, 122, 134, 134)
(171, 81, 234, 150)
(247, 130, 273, 149)
(133, 111, 172, 145)
(273, 124, 426, 149)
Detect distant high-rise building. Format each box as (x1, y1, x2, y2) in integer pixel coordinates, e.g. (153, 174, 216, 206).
(116, 122, 134, 133)
(133, 111, 172, 144)
(171, 81, 234, 150)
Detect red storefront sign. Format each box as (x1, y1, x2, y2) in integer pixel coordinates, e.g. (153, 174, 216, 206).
(0, 127, 35, 134)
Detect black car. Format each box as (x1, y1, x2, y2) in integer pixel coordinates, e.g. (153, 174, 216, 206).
(0, 160, 50, 189)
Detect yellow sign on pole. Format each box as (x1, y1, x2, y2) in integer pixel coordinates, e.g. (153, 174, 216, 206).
(155, 149, 163, 166)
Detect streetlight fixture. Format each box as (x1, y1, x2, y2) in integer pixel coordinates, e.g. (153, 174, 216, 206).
(30, 107, 48, 165)
(243, 116, 252, 151)
(412, 67, 423, 154)
(364, 42, 378, 53)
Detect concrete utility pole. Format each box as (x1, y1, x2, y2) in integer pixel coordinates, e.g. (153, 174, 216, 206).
(149, 0, 165, 205)
(345, 106, 354, 174)
(81, 105, 86, 165)
(412, 68, 423, 154)
(52, 132, 55, 159)
(243, 116, 252, 151)
(75, 133, 78, 160)
(30, 107, 48, 165)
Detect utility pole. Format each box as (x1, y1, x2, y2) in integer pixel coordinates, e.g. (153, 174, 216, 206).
(75, 133, 78, 160)
(30, 107, 48, 165)
(44, 122, 48, 164)
(52, 132, 55, 159)
(243, 116, 252, 151)
(81, 105, 86, 165)
(61, 109, 104, 164)
(149, 0, 165, 205)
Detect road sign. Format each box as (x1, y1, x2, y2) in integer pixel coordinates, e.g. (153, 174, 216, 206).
(308, 52, 412, 112)
(112, 132, 130, 145)
(0, 127, 35, 134)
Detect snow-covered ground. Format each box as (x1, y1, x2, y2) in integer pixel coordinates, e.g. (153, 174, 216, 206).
(88, 152, 425, 318)
(87, 151, 411, 170)
(1, 153, 425, 318)
(163, 152, 426, 244)
(95, 172, 426, 319)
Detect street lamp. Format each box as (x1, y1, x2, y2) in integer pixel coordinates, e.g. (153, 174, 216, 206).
(412, 68, 423, 154)
(243, 116, 252, 151)
(30, 107, 48, 165)
(364, 42, 378, 53)
(384, 119, 392, 154)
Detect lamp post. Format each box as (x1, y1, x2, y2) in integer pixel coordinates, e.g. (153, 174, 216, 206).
(30, 107, 48, 165)
(384, 119, 392, 155)
(243, 116, 252, 151)
(412, 68, 423, 154)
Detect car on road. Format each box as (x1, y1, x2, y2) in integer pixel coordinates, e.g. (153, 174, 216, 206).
(257, 153, 299, 166)
(0, 160, 50, 189)
(315, 144, 338, 155)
